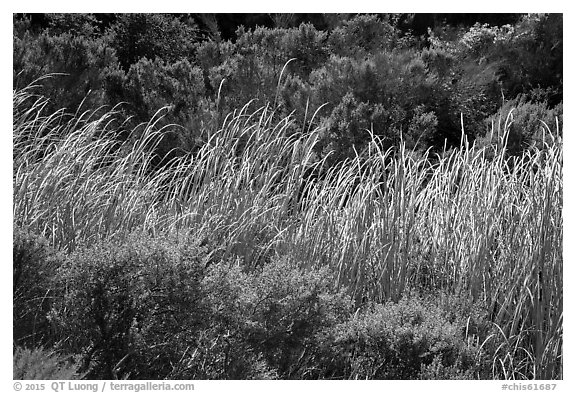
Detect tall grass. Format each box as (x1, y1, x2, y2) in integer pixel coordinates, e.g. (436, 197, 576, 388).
(13, 84, 562, 379)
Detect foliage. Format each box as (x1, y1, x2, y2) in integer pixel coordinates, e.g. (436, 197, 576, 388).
(120, 57, 208, 159)
(279, 23, 330, 77)
(106, 13, 199, 71)
(49, 232, 212, 379)
(14, 86, 562, 379)
(477, 96, 563, 156)
(442, 14, 563, 106)
(200, 257, 352, 378)
(42, 13, 103, 37)
(317, 92, 402, 163)
(47, 230, 352, 379)
(313, 295, 492, 379)
(13, 13, 563, 163)
(13, 31, 121, 114)
(308, 50, 452, 160)
(197, 23, 328, 115)
(234, 23, 329, 79)
(13, 346, 82, 380)
(489, 14, 562, 105)
(12, 13, 564, 379)
(406, 105, 439, 149)
(13, 227, 62, 348)
(123, 57, 205, 119)
(327, 14, 397, 58)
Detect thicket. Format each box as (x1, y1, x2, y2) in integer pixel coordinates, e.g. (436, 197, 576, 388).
(14, 227, 507, 380)
(13, 13, 562, 166)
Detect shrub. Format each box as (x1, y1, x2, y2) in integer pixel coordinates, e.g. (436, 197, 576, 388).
(233, 23, 328, 80)
(245, 258, 352, 378)
(448, 59, 502, 139)
(13, 31, 121, 114)
(13, 227, 62, 348)
(199, 26, 294, 112)
(13, 346, 82, 380)
(314, 295, 494, 379)
(42, 13, 102, 37)
(406, 105, 439, 150)
(420, 47, 456, 79)
(492, 14, 562, 105)
(49, 231, 353, 380)
(418, 355, 475, 379)
(308, 50, 461, 161)
(276, 73, 315, 121)
(120, 57, 208, 160)
(424, 15, 563, 144)
(49, 231, 212, 379)
(280, 23, 329, 77)
(196, 23, 327, 118)
(443, 15, 562, 107)
(203, 44, 272, 114)
(107, 14, 199, 71)
(318, 92, 403, 164)
(123, 57, 205, 124)
(195, 39, 235, 72)
(179, 262, 277, 379)
(477, 96, 563, 156)
(198, 257, 353, 379)
(328, 15, 397, 58)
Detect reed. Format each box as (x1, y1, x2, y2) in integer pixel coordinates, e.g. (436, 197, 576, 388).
(13, 84, 562, 378)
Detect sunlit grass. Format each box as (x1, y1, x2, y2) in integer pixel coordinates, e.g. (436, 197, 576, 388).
(13, 84, 562, 379)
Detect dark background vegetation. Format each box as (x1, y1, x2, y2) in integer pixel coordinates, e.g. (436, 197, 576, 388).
(13, 13, 563, 380)
(13, 13, 562, 166)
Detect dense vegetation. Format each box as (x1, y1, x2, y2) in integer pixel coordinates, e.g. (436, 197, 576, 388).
(13, 13, 562, 380)
(14, 13, 562, 163)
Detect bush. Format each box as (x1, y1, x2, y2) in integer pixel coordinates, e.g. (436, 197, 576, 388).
(442, 15, 562, 109)
(42, 13, 103, 37)
(191, 257, 353, 379)
(49, 232, 212, 379)
(123, 58, 205, 123)
(49, 232, 354, 380)
(13, 227, 62, 348)
(276, 73, 314, 121)
(196, 23, 328, 118)
(198, 27, 291, 113)
(314, 295, 495, 379)
(13, 346, 82, 380)
(13, 31, 121, 115)
(179, 262, 277, 379)
(107, 14, 199, 71)
(477, 96, 563, 156)
(307, 47, 470, 161)
(446, 60, 502, 139)
(406, 105, 439, 150)
(328, 15, 397, 58)
(318, 92, 404, 164)
(279, 23, 329, 77)
(120, 57, 208, 160)
(490, 14, 562, 105)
